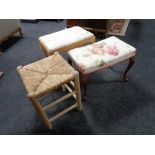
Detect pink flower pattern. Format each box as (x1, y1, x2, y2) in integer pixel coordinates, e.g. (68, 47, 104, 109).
(90, 44, 106, 55)
(106, 45, 119, 56)
(90, 44, 120, 56)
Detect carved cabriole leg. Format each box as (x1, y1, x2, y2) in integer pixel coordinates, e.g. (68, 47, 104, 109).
(123, 56, 135, 81)
(28, 96, 52, 130)
(74, 71, 82, 111)
(80, 73, 88, 101)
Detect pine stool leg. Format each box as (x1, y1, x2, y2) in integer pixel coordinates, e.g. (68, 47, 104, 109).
(74, 71, 82, 111)
(28, 96, 52, 130)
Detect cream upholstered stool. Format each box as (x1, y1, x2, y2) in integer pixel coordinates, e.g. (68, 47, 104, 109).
(17, 53, 82, 129)
(39, 26, 96, 56)
(68, 36, 136, 100)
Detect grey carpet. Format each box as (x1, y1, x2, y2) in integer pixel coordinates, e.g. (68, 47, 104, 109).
(0, 19, 155, 135)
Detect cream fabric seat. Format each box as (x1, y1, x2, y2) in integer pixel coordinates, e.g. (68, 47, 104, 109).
(68, 36, 136, 74)
(39, 26, 95, 56)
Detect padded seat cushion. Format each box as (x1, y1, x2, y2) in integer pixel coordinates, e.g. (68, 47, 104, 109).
(68, 36, 136, 74)
(39, 26, 95, 55)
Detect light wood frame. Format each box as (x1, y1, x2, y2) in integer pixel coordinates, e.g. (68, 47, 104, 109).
(25, 71, 82, 130)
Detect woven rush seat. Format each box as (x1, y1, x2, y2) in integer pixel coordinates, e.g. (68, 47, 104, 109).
(39, 26, 95, 56)
(17, 53, 82, 129)
(17, 53, 75, 97)
(68, 36, 136, 100)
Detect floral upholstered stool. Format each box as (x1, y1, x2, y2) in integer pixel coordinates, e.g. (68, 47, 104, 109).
(17, 53, 82, 129)
(39, 26, 96, 56)
(68, 36, 136, 100)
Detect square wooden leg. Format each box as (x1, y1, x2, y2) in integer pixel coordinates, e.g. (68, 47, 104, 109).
(74, 71, 82, 111)
(80, 73, 88, 101)
(28, 96, 52, 129)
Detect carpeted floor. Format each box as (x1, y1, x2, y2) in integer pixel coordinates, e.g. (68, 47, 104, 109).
(0, 19, 155, 135)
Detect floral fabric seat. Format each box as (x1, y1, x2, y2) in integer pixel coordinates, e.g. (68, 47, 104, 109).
(68, 36, 136, 74)
(39, 26, 95, 56)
